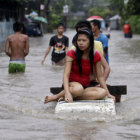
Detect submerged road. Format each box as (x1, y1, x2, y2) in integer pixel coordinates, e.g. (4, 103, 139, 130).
(0, 30, 140, 139)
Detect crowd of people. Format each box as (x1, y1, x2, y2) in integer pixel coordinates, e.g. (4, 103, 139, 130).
(5, 20, 116, 104)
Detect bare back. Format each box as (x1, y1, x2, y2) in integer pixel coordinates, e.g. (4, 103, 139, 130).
(5, 33, 29, 60)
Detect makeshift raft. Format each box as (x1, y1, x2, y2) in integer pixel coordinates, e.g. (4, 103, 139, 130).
(55, 97, 116, 115)
(51, 85, 127, 102)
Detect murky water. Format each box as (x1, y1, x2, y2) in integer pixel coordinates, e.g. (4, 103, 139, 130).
(0, 30, 140, 140)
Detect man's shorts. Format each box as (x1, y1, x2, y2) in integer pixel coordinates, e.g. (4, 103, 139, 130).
(8, 60, 26, 73)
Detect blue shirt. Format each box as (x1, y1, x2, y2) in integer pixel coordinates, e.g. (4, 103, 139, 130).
(95, 33, 109, 63)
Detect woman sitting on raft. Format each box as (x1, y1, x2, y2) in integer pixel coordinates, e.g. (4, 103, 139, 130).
(44, 29, 115, 103)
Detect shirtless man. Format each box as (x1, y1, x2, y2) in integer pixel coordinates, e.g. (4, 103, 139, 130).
(5, 22, 29, 73)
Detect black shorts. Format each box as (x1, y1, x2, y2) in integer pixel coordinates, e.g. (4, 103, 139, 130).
(51, 53, 65, 63)
(83, 81, 99, 89)
(62, 81, 99, 89)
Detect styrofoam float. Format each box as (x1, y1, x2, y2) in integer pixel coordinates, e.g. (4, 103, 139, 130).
(55, 97, 116, 115)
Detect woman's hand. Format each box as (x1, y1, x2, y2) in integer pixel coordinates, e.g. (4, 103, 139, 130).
(65, 92, 73, 103)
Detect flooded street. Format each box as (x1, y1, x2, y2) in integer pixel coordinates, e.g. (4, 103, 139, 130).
(0, 30, 140, 140)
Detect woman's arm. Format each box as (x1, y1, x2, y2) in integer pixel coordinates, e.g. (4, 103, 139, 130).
(63, 56, 73, 102)
(95, 61, 115, 101)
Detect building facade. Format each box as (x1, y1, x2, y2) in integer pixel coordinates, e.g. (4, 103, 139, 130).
(0, 0, 24, 52)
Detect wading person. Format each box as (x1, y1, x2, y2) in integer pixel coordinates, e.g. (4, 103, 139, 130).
(5, 22, 29, 73)
(44, 29, 115, 103)
(104, 22, 110, 39)
(41, 23, 69, 66)
(123, 21, 132, 38)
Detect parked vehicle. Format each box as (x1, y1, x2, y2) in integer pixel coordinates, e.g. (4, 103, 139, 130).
(24, 22, 43, 37)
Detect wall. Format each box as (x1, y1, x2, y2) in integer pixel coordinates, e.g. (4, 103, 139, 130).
(0, 19, 14, 52)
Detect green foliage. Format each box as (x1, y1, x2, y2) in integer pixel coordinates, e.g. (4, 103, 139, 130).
(47, 13, 62, 32)
(125, 0, 140, 15)
(3, 0, 29, 2)
(50, 13, 62, 26)
(46, 0, 72, 32)
(51, 0, 64, 14)
(89, 7, 113, 18)
(110, 0, 140, 34)
(128, 15, 140, 34)
(70, 0, 86, 12)
(110, 0, 124, 16)
(50, 0, 72, 14)
(67, 18, 81, 29)
(46, 0, 64, 32)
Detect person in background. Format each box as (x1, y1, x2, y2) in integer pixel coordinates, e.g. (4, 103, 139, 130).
(41, 23, 69, 66)
(90, 20, 109, 64)
(123, 21, 132, 38)
(44, 29, 115, 103)
(104, 22, 110, 39)
(5, 21, 29, 73)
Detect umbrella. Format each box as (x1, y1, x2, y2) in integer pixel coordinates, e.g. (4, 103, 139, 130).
(87, 16, 103, 21)
(34, 16, 48, 24)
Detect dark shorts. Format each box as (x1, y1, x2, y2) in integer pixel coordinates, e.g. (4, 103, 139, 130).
(51, 53, 65, 63)
(124, 33, 132, 38)
(62, 81, 99, 89)
(83, 81, 99, 89)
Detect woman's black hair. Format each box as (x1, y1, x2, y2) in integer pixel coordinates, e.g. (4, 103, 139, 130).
(75, 29, 94, 75)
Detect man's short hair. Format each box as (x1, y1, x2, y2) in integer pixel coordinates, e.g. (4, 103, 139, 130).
(56, 23, 64, 28)
(13, 22, 23, 32)
(75, 20, 91, 32)
(90, 19, 101, 29)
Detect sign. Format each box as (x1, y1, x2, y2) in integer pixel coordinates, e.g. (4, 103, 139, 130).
(40, 4, 45, 10)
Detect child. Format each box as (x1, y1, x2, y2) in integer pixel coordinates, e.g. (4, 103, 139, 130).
(41, 23, 69, 66)
(44, 29, 115, 103)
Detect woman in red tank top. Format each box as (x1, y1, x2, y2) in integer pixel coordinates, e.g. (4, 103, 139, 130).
(44, 29, 115, 103)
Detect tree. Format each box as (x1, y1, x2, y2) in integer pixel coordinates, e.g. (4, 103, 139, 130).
(110, 0, 124, 16)
(89, 7, 113, 18)
(126, 0, 140, 15)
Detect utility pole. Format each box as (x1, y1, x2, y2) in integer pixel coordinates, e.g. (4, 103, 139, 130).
(40, 0, 45, 17)
(63, 1, 68, 30)
(45, 0, 52, 23)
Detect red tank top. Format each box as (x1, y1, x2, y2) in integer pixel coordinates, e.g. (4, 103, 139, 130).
(67, 50, 101, 87)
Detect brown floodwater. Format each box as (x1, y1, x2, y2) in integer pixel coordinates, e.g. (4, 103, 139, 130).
(0, 30, 140, 140)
